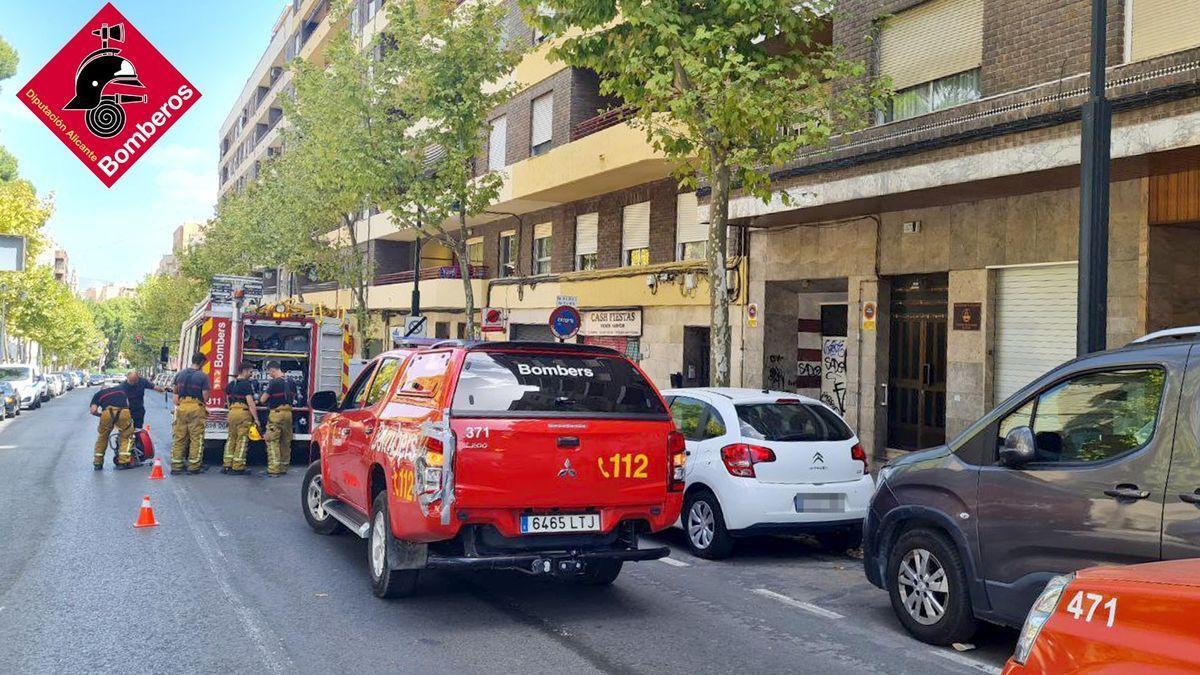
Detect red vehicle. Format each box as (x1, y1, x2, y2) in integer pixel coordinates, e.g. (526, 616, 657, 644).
(1004, 559, 1200, 673)
(301, 341, 687, 597)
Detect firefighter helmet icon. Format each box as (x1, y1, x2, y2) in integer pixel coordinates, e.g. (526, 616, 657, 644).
(62, 22, 146, 138)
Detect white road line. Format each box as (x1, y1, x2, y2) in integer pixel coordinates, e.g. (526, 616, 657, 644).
(929, 649, 1002, 674)
(659, 557, 690, 567)
(752, 588, 845, 620)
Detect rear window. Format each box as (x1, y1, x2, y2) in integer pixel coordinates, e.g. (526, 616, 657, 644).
(736, 402, 853, 442)
(451, 351, 667, 418)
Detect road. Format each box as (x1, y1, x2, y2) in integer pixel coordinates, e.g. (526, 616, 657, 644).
(0, 388, 1017, 674)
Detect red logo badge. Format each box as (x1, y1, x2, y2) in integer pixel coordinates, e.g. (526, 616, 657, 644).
(15, 3, 201, 187)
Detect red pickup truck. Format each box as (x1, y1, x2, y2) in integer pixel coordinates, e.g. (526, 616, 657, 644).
(301, 341, 686, 598)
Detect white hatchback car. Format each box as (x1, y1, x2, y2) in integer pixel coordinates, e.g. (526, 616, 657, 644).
(662, 388, 875, 558)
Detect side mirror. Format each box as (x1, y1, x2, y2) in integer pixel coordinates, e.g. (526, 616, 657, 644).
(999, 426, 1036, 468)
(310, 390, 339, 412)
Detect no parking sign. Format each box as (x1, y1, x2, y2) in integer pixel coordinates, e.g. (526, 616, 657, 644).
(549, 305, 581, 341)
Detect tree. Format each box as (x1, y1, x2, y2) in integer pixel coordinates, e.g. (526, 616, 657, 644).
(378, 0, 521, 338)
(89, 296, 137, 369)
(530, 1, 886, 385)
(0, 35, 16, 86)
(126, 274, 206, 367)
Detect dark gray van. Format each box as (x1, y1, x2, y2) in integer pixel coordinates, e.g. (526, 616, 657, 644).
(863, 327, 1200, 645)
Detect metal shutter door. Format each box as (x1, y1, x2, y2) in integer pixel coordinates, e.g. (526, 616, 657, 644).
(1130, 0, 1200, 61)
(993, 264, 1078, 403)
(488, 116, 506, 170)
(576, 212, 598, 255)
(531, 94, 554, 148)
(622, 201, 650, 251)
(510, 323, 555, 342)
(880, 0, 984, 90)
(676, 192, 705, 244)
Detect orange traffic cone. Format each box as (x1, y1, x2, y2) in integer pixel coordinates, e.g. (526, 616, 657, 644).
(148, 458, 165, 480)
(133, 495, 159, 528)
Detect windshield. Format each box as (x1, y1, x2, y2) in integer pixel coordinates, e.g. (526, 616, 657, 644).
(0, 367, 31, 382)
(451, 351, 667, 418)
(736, 402, 853, 442)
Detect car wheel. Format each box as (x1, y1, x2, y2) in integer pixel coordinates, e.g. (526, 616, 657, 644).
(572, 559, 623, 586)
(368, 492, 420, 599)
(683, 489, 735, 559)
(302, 462, 344, 535)
(886, 528, 979, 646)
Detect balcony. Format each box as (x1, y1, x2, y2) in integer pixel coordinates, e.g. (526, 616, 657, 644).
(373, 265, 488, 286)
(571, 106, 636, 141)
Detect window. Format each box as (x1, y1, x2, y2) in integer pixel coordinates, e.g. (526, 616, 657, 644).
(451, 352, 667, 418)
(1127, 0, 1200, 62)
(879, 0, 983, 122)
(466, 237, 484, 266)
(488, 116, 507, 171)
(885, 69, 980, 122)
(675, 192, 706, 261)
(996, 368, 1166, 464)
(393, 351, 453, 399)
(530, 93, 554, 156)
(532, 222, 552, 275)
(532, 3, 555, 44)
(342, 362, 378, 410)
(670, 396, 725, 440)
(364, 358, 401, 406)
(498, 230, 516, 277)
(575, 212, 598, 270)
(622, 201, 650, 267)
(736, 402, 853, 442)
(435, 321, 450, 339)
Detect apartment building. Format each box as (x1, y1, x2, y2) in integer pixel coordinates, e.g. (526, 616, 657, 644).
(711, 0, 1200, 457)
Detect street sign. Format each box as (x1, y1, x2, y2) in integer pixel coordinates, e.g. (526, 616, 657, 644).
(747, 303, 759, 328)
(0, 235, 26, 272)
(404, 315, 428, 339)
(481, 307, 507, 333)
(549, 305, 582, 340)
(556, 295, 578, 308)
(862, 301, 877, 331)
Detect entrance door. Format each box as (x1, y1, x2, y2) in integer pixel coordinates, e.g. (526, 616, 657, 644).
(888, 274, 948, 450)
(683, 326, 710, 387)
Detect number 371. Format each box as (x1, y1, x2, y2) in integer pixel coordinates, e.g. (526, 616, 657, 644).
(597, 453, 648, 479)
(1066, 590, 1117, 628)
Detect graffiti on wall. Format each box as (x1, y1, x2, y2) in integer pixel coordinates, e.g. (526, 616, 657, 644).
(820, 336, 847, 413)
(767, 353, 789, 391)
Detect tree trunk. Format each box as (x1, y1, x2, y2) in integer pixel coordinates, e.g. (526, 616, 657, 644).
(343, 214, 371, 352)
(708, 163, 733, 387)
(457, 208, 477, 339)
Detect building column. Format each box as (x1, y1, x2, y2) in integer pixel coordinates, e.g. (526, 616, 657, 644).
(847, 277, 889, 460)
(946, 269, 989, 440)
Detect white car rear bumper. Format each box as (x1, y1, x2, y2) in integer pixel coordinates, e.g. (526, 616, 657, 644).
(717, 473, 876, 531)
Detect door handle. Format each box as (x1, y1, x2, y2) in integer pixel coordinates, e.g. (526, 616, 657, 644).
(880, 383, 888, 407)
(556, 436, 580, 449)
(1104, 484, 1150, 501)
(1180, 491, 1200, 505)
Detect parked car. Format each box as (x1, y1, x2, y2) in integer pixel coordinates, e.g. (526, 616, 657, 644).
(61, 372, 76, 390)
(864, 326, 1200, 646)
(0, 364, 45, 409)
(88, 373, 107, 387)
(46, 374, 64, 398)
(661, 388, 871, 558)
(0, 382, 18, 418)
(1004, 559, 1200, 673)
(303, 341, 687, 598)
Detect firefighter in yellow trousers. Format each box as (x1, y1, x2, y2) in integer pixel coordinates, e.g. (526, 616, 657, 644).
(172, 352, 212, 474)
(222, 360, 259, 475)
(260, 360, 292, 477)
(90, 384, 134, 469)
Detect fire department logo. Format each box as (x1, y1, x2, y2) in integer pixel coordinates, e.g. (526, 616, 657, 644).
(15, 3, 201, 187)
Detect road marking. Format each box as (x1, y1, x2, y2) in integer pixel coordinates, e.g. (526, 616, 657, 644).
(929, 649, 1002, 674)
(659, 557, 690, 567)
(752, 588, 845, 620)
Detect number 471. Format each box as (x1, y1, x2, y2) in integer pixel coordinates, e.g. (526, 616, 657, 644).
(1066, 590, 1117, 628)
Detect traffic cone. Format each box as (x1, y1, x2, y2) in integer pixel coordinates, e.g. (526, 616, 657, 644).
(133, 495, 159, 528)
(148, 458, 165, 480)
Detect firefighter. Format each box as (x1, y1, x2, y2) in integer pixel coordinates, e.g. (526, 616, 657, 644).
(259, 360, 292, 477)
(121, 370, 163, 430)
(89, 383, 134, 470)
(222, 361, 259, 475)
(172, 353, 212, 474)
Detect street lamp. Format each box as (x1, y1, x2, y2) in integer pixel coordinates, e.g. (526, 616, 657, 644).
(1077, 0, 1111, 355)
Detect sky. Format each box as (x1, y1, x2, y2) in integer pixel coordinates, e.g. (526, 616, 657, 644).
(0, 1, 287, 290)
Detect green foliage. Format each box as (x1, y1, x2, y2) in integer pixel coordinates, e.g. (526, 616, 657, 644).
(9, 266, 104, 367)
(88, 296, 136, 368)
(0, 148, 17, 182)
(0, 35, 17, 87)
(126, 274, 206, 367)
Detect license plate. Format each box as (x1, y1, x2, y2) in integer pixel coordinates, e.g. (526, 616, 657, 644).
(520, 513, 601, 534)
(794, 494, 845, 513)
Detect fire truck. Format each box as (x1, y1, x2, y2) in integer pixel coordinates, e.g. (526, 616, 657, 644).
(178, 292, 353, 463)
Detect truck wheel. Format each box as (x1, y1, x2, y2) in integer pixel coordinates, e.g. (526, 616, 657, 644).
(684, 489, 735, 559)
(886, 528, 979, 646)
(302, 462, 343, 535)
(369, 492, 420, 599)
(572, 559, 623, 586)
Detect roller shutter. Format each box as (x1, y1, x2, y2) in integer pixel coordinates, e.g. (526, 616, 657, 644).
(676, 192, 705, 245)
(880, 0, 984, 91)
(1129, 0, 1200, 61)
(576, 212, 598, 256)
(488, 116, 506, 170)
(531, 93, 554, 149)
(993, 264, 1078, 404)
(622, 201, 650, 251)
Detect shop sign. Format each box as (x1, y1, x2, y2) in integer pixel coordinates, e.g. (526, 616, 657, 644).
(581, 309, 642, 337)
(953, 303, 982, 331)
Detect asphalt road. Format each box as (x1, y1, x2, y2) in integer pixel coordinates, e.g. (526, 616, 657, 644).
(0, 388, 1017, 674)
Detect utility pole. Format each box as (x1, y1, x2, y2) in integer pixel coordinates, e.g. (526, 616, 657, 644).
(1077, 0, 1111, 355)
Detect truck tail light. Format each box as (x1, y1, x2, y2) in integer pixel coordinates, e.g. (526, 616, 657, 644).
(668, 431, 687, 492)
(851, 443, 868, 475)
(417, 435, 445, 506)
(721, 443, 775, 478)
